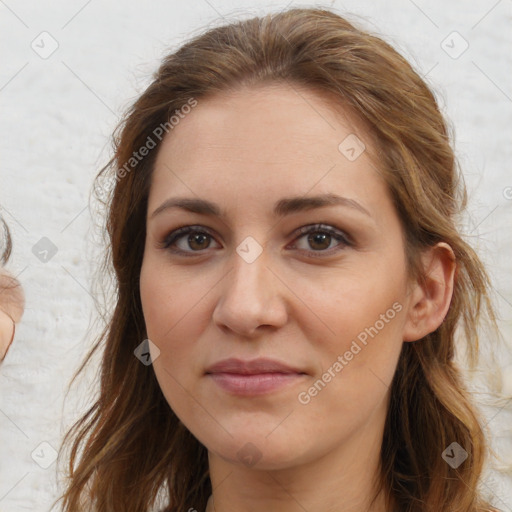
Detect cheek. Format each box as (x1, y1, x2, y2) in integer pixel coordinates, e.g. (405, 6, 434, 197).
(305, 259, 406, 348)
(139, 258, 212, 413)
(300, 260, 406, 404)
(291, 292, 404, 454)
(140, 257, 208, 343)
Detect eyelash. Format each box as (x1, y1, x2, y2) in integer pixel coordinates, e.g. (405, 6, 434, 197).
(160, 224, 352, 258)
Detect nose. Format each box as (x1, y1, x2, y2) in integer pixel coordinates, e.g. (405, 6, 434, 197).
(212, 244, 288, 338)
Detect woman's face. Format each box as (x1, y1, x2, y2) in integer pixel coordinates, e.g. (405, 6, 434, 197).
(140, 83, 416, 470)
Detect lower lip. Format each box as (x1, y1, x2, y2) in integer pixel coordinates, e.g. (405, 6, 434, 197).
(207, 372, 304, 395)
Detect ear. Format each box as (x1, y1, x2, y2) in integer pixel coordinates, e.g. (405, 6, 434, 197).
(402, 242, 456, 342)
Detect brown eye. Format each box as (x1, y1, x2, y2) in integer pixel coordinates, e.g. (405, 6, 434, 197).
(162, 226, 220, 255)
(292, 224, 351, 255)
(187, 232, 211, 250)
(307, 232, 332, 251)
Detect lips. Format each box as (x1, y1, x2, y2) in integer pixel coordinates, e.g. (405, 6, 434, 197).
(205, 358, 307, 396)
(205, 358, 305, 375)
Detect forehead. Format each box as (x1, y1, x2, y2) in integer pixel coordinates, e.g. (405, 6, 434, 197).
(149, 83, 389, 220)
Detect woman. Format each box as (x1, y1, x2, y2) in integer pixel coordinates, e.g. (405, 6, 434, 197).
(0, 218, 24, 361)
(59, 7, 505, 512)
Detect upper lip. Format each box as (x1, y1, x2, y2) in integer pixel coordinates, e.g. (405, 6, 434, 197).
(205, 358, 305, 375)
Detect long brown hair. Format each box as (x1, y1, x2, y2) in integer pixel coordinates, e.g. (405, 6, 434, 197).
(58, 7, 507, 511)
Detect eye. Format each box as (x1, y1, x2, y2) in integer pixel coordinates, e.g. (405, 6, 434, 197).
(290, 224, 352, 256)
(161, 226, 220, 256)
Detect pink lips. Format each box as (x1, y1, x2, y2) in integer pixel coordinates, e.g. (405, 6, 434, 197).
(205, 358, 306, 396)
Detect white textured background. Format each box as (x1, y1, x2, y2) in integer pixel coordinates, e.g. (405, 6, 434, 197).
(1, 1, 511, 511)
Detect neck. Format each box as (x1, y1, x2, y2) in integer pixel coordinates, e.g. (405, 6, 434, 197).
(206, 416, 394, 512)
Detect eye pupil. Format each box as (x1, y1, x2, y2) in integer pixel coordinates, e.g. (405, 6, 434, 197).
(189, 233, 210, 250)
(308, 232, 331, 250)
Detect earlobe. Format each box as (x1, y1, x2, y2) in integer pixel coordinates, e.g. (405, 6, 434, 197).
(402, 242, 456, 342)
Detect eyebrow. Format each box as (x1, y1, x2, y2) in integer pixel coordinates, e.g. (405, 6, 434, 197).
(150, 193, 372, 220)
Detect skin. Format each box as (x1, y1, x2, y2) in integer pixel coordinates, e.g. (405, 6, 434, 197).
(139, 83, 455, 512)
(0, 269, 24, 361)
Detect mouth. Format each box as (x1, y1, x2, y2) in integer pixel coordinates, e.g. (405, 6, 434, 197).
(205, 358, 307, 396)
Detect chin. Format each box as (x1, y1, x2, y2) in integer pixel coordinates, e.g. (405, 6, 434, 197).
(204, 427, 311, 471)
